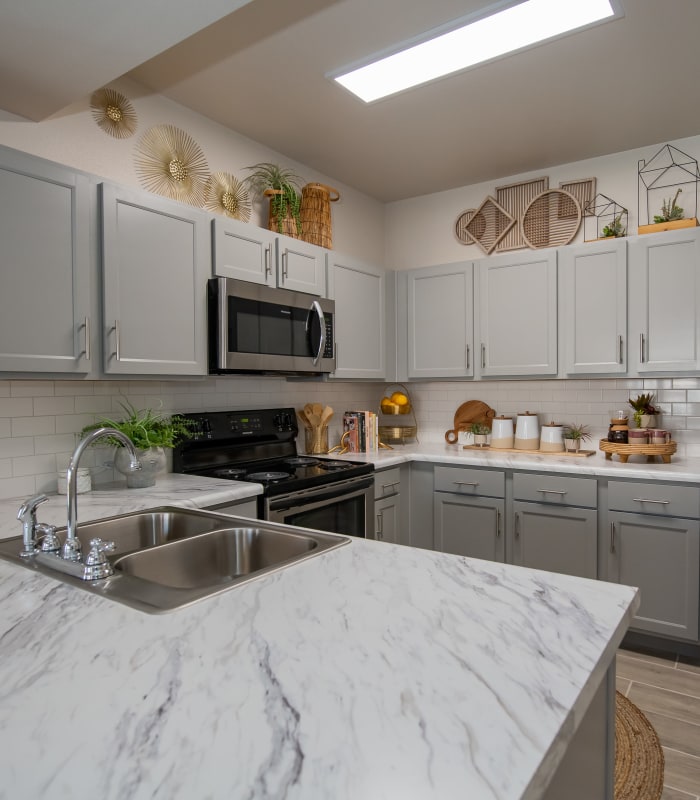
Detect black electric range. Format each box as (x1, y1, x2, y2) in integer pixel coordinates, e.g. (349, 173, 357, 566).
(172, 408, 374, 537)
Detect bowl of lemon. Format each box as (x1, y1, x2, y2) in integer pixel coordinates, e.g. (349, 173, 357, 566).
(380, 390, 411, 415)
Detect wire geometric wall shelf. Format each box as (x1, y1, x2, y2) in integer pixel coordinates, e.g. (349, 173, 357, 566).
(638, 143, 699, 227)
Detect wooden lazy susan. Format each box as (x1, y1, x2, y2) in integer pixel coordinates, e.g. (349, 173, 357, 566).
(599, 439, 677, 464)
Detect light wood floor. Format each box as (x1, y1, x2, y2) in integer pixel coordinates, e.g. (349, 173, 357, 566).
(617, 647, 700, 799)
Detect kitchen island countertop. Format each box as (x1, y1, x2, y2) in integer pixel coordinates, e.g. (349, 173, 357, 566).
(1, 503, 637, 799)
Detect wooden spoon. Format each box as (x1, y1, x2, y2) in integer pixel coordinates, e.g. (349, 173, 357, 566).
(320, 405, 333, 428)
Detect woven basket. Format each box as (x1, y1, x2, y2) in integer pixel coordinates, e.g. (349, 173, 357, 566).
(264, 189, 301, 239)
(300, 183, 339, 249)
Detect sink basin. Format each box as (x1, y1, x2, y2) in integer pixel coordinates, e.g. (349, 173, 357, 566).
(0, 507, 349, 613)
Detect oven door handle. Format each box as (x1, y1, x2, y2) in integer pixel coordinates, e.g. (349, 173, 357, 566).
(307, 299, 326, 366)
(268, 476, 373, 513)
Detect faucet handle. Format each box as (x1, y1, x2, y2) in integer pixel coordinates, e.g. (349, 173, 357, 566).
(83, 538, 116, 581)
(35, 523, 61, 554)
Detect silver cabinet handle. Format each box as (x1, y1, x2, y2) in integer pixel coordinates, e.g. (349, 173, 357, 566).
(632, 498, 670, 505)
(515, 512, 520, 539)
(466, 345, 470, 370)
(380, 481, 401, 494)
(537, 488, 567, 495)
(282, 249, 288, 279)
(639, 333, 645, 363)
(113, 320, 121, 361)
(618, 334, 623, 365)
(82, 316, 90, 361)
(481, 343, 486, 369)
(376, 512, 383, 540)
(265, 245, 272, 278)
(496, 509, 501, 538)
(454, 481, 479, 488)
(610, 522, 616, 554)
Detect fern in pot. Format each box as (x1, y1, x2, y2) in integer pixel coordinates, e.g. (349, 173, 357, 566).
(80, 402, 193, 488)
(244, 162, 303, 238)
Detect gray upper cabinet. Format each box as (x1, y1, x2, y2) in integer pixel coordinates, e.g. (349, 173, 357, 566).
(560, 239, 627, 375)
(407, 262, 474, 378)
(629, 227, 700, 372)
(478, 248, 558, 376)
(326, 253, 385, 379)
(212, 217, 326, 295)
(0, 148, 92, 373)
(101, 184, 209, 376)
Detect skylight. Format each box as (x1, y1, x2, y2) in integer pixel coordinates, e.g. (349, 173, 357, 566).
(333, 0, 621, 103)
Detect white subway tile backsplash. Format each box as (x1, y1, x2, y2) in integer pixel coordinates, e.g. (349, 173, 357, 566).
(32, 396, 75, 416)
(11, 416, 55, 437)
(74, 395, 114, 415)
(0, 398, 33, 417)
(12, 454, 57, 477)
(10, 380, 55, 397)
(34, 434, 81, 455)
(0, 437, 34, 458)
(0, 381, 10, 397)
(0, 475, 38, 500)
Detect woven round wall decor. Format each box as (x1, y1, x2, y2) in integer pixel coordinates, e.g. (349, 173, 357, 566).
(521, 188, 582, 249)
(455, 209, 486, 245)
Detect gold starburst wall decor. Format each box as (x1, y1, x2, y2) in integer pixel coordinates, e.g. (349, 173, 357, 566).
(134, 125, 209, 206)
(90, 88, 137, 139)
(204, 172, 251, 221)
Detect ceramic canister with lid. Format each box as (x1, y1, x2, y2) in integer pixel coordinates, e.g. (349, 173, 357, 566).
(490, 415, 514, 449)
(514, 411, 540, 450)
(539, 422, 564, 452)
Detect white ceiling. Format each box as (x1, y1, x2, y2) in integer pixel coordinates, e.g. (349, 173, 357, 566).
(3, 0, 700, 202)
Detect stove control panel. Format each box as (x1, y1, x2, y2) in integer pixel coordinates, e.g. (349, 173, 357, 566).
(176, 408, 299, 443)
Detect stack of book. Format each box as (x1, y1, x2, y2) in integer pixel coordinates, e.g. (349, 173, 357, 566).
(342, 410, 379, 452)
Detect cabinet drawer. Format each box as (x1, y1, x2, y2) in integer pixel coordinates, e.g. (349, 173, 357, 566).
(609, 481, 700, 518)
(513, 472, 596, 508)
(434, 465, 505, 497)
(374, 467, 402, 498)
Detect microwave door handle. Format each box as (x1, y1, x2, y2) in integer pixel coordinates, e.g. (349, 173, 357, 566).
(308, 300, 325, 365)
(217, 277, 228, 370)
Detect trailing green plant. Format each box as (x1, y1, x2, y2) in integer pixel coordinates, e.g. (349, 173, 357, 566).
(80, 401, 194, 449)
(243, 162, 303, 235)
(628, 393, 660, 427)
(470, 422, 491, 436)
(602, 215, 626, 238)
(653, 188, 684, 223)
(562, 423, 591, 442)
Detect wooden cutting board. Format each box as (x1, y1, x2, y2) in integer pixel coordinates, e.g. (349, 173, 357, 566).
(445, 401, 496, 444)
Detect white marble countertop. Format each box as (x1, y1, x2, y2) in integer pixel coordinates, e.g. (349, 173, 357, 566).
(337, 440, 700, 482)
(0, 520, 638, 799)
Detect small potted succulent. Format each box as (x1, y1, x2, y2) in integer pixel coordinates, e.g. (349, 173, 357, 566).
(601, 214, 626, 238)
(628, 393, 660, 429)
(653, 189, 684, 224)
(470, 422, 490, 447)
(562, 423, 591, 453)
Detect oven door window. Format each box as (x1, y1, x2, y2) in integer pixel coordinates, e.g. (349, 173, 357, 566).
(228, 297, 311, 357)
(269, 485, 369, 538)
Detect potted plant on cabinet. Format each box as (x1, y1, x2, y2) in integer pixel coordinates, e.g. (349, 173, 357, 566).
(601, 214, 626, 238)
(628, 393, 660, 428)
(243, 162, 303, 238)
(562, 423, 591, 453)
(470, 422, 490, 447)
(80, 402, 193, 488)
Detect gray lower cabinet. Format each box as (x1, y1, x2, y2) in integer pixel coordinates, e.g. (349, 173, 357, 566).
(433, 465, 505, 561)
(512, 472, 597, 579)
(607, 480, 700, 641)
(374, 466, 403, 544)
(101, 183, 210, 375)
(0, 147, 93, 373)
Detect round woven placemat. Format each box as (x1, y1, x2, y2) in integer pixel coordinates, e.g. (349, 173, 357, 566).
(615, 691, 664, 800)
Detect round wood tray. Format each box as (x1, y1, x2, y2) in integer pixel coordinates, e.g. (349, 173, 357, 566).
(599, 438, 676, 464)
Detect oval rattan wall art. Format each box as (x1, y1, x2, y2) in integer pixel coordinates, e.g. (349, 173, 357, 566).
(521, 188, 582, 249)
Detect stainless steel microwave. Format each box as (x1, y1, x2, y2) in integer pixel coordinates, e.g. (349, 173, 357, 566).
(208, 277, 336, 375)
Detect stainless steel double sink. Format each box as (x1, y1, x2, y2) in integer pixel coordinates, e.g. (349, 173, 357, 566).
(0, 507, 349, 613)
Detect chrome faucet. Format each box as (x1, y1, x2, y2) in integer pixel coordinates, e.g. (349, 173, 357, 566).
(63, 427, 141, 561)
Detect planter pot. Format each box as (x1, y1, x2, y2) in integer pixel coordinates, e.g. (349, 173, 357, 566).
(114, 446, 166, 488)
(638, 217, 698, 235)
(473, 434, 488, 447)
(637, 414, 657, 429)
(564, 439, 581, 453)
(264, 189, 301, 239)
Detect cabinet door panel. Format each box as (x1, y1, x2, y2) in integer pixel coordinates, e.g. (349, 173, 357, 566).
(375, 495, 399, 544)
(630, 229, 700, 372)
(0, 151, 91, 373)
(513, 502, 597, 579)
(327, 255, 385, 379)
(561, 240, 627, 374)
(609, 512, 699, 641)
(212, 218, 275, 285)
(435, 494, 504, 562)
(407, 262, 473, 378)
(279, 240, 325, 295)
(101, 185, 209, 375)
(479, 249, 557, 376)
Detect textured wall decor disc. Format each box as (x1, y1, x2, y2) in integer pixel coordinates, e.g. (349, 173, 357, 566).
(134, 125, 209, 206)
(465, 196, 515, 254)
(204, 172, 251, 221)
(455, 209, 483, 244)
(90, 88, 137, 139)
(559, 177, 597, 217)
(521, 188, 582, 248)
(495, 177, 549, 252)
